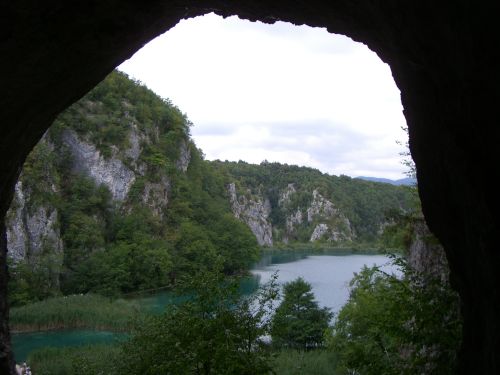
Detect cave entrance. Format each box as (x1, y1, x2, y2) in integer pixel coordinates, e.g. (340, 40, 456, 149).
(6, 13, 460, 374)
(3, 3, 498, 374)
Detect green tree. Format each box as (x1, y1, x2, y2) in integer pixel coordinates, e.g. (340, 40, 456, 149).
(328, 258, 461, 375)
(119, 268, 279, 375)
(271, 277, 332, 350)
(8, 251, 63, 306)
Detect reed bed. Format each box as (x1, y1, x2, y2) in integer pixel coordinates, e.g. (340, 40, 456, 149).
(10, 294, 142, 333)
(27, 344, 121, 375)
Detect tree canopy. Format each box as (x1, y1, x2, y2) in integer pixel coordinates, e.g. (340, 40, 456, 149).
(271, 277, 332, 350)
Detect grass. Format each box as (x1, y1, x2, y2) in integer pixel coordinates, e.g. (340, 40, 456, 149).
(10, 294, 142, 333)
(272, 349, 339, 375)
(27, 344, 121, 375)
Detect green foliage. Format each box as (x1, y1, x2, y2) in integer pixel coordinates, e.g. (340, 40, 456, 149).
(52, 71, 191, 157)
(8, 252, 63, 306)
(9, 70, 261, 302)
(18, 141, 60, 211)
(328, 257, 462, 375)
(272, 350, 338, 375)
(212, 160, 418, 243)
(118, 268, 279, 375)
(10, 294, 141, 332)
(271, 277, 332, 350)
(210, 213, 260, 274)
(27, 344, 122, 375)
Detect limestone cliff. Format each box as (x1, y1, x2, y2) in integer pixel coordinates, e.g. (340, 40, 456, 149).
(62, 129, 136, 201)
(227, 181, 357, 246)
(5, 77, 193, 263)
(216, 161, 416, 247)
(6, 179, 63, 263)
(306, 189, 354, 242)
(228, 183, 273, 246)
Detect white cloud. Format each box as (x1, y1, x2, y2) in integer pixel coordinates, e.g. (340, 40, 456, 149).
(119, 13, 409, 180)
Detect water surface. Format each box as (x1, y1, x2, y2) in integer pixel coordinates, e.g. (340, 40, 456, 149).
(252, 250, 397, 313)
(12, 249, 398, 361)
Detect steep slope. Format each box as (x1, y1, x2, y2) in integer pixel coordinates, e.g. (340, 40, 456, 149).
(213, 161, 417, 247)
(6, 71, 259, 305)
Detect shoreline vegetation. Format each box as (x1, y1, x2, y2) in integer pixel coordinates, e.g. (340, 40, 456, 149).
(10, 246, 394, 334)
(10, 294, 141, 333)
(262, 242, 402, 254)
(26, 345, 340, 375)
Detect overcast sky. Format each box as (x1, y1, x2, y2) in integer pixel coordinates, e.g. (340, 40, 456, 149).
(119, 13, 408, 180)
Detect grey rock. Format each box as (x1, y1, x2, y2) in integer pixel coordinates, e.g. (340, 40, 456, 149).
(228, 183, 273, 246)
(62, 129, 135, 201)
(125, 123, 146, 174)
(6, 183, 28, 261)
(142, 175, 170, 217)
(278, 183, 296, 207)
(407, 219, 450, 283)
(306, 189, 354, 241)
(6, 181, 63, 262)
(176, 139, 191, 172)
(310, 223, 329, 242)
(286, 209, 303, 234)
(307, 189, 338, 222)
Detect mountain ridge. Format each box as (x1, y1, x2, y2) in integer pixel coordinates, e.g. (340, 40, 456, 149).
(356, 176, 416, 186)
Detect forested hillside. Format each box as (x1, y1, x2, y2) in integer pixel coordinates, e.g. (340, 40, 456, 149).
(6, 71, 258, 305)
(6, 70, 416, 306)
(213, 161, 416, 246)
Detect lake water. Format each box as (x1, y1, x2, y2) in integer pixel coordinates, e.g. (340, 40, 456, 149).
(252, 250, 397, 314)
(12, 250, 398, 362)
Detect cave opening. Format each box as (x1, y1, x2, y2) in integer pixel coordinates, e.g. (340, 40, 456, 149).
(2, 2, 499, 374)
(5, 13, 462, 374)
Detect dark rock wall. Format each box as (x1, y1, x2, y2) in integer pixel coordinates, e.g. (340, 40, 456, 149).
(407, 218, 450, 284)
(1, 1, 499, 373)
(0, 223, 14, 375)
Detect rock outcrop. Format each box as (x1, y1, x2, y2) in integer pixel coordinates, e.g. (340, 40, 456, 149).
(228, 183, 273, 246)
(306, 189, 353, 242)
(176, 139, 191, 173)
(407, 218, 450, 284)
(62, 130, 135, 201)
(141, 176, 170, 217)
(310, 223, 329, 242)
(278, 183, 296, 206)
(6, 182, 63, 262)
(228, 183, 358, 245)
(286, 209, 303, 235)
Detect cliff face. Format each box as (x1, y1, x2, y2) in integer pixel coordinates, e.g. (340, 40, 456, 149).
(407, 218, 450, 284)
(228, 183, 273, 246)
(6, 182, 63, 262)
(216, 159, 415, 247)
(306, 189, 353, 242)
(62, 130, 136, 202)
(227, 180, 359, 246)
(5, 74, 192, 266)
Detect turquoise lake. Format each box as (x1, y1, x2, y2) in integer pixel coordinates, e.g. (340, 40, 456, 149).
(12, 250, 398, 362)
